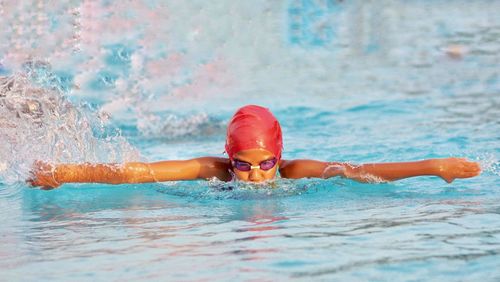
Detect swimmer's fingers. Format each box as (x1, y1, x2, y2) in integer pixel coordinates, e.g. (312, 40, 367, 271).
(28, 161, 61, 189)
(27, 176, 60, 190)
(40, 185, 57, 190)
(451, 158, 481, 178)
(437, 158, 481, 183)
(461, 160, 481, 176)
(27, 176, 58, 190)
(26, 179, 55, 190)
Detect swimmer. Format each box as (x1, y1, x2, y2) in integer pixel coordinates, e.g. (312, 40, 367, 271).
(29, 105, 481, 189)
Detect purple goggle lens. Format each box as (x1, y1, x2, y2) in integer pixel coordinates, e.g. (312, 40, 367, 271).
(232, 158, 278, 172)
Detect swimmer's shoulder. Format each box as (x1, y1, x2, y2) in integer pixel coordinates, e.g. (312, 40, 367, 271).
(195, 156, 232, 181)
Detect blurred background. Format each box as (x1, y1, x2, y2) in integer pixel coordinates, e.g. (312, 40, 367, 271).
(1, 0, 498, 120)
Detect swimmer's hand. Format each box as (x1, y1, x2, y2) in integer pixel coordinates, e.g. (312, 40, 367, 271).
(433, 158, 481, 183)
(28, 161, 61, 190)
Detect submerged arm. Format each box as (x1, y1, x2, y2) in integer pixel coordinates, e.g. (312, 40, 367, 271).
(29, 157, 232, 189)
(279, 158, 481, 183)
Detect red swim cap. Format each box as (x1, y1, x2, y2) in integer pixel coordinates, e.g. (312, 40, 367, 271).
(225, 105, 283, 160)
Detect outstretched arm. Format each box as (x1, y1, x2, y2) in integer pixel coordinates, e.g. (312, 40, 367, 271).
(279, 158, 481, 183)
(29, 157, 232, 189)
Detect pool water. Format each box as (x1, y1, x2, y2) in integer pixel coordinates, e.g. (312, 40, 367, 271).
(1, 1, 500, 281)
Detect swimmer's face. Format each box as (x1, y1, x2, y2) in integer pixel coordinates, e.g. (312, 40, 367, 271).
(232, 149, 278, 183)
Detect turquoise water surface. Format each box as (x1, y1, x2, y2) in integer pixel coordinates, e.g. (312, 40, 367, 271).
(1, 1, 499, 281)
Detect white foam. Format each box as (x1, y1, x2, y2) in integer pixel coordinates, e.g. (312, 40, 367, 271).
(0, 64, 141, 184)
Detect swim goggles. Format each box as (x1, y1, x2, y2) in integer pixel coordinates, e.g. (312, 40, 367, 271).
(232, 158, 278, 171)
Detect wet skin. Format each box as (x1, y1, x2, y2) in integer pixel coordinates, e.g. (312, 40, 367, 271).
(29, 154, 481, 189)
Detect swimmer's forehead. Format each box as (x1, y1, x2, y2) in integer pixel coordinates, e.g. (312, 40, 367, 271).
(233, 148, 275, 162)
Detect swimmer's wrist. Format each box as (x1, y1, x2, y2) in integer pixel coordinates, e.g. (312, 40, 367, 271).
(52, 164, 64, 185)
(428, 159, 446, 177)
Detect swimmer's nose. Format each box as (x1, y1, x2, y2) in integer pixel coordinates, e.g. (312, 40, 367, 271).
(248, 168, 264, 182)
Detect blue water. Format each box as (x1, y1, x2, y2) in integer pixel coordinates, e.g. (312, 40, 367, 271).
(1, 1, 500, 281)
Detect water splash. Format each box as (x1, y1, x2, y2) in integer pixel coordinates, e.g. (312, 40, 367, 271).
(136, 111, 225, 140)
(156, 177, 323, 200)
(0, 1, 233, 141)
(476, 153, 500, 177)
(0, 62, 140, 185)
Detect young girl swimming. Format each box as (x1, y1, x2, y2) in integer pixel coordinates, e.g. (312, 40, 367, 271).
(30, 105, 481, 189)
